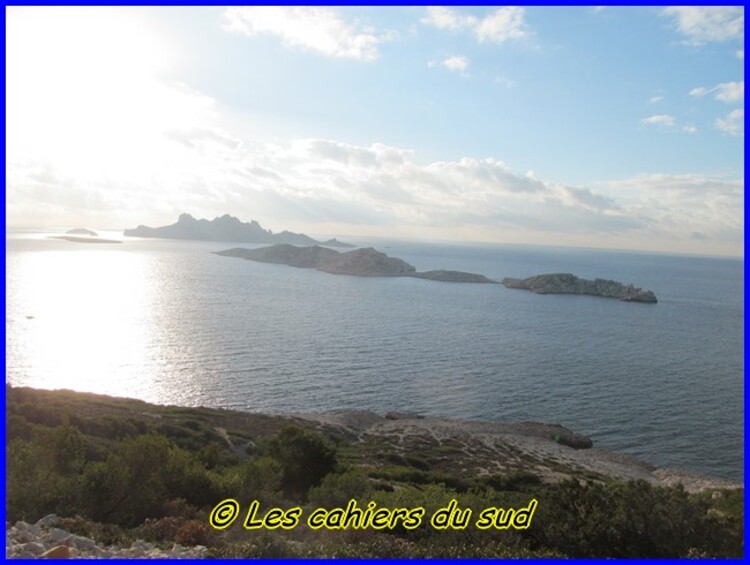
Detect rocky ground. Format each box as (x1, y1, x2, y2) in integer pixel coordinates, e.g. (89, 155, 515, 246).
(287, 410, 741, 493)
(6, 515, 207, 559)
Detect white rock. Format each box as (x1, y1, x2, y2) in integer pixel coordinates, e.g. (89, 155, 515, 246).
(70, 534, 97, 551)
(17, 541, 46, 556)
(35, 514, 60, 528)
(43, 527, 71, 545)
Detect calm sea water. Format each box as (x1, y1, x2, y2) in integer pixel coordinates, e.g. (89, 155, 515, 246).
(5, 229, 744, 480)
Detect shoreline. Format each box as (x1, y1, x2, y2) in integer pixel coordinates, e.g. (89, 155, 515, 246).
(6, 386, 742, 491)
(285, 409, 742, 493)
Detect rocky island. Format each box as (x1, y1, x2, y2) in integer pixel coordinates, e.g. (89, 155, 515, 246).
(502, 273, 657, 303)
(66, 228, 98, 236)
(124, 213, 354, 247)
(216, 244, 496, 283)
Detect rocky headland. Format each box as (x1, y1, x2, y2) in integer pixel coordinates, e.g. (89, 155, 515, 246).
(501, 273, 658, 303)
(124, 213, 353, 247)
(216, 244, 496, 283)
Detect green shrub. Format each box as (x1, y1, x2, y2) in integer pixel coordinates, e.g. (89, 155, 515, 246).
(261, 425, 337, 496)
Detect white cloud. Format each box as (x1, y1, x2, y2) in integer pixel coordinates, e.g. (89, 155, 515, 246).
(689, 81, 744, 103)
(715, 81, 744, 103)
(641, 114, 675, 127)
(682, 124, 697, 134)
(475, 7, 530, 44)
(421, 6, 476, 31)
(662, 7, 744, 45)
(649, 95, 664, 104)
(422, 6, 531, 45)
(715, 109, 744, 136)
(223, 7, 387, 61)
(442, 55, 469, 73)
(737, 49, 745, 60)
(495, 76, 517, 88)
(689, 86, 710, 97)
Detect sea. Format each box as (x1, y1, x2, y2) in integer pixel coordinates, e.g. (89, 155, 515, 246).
(5, 228, 744, 481)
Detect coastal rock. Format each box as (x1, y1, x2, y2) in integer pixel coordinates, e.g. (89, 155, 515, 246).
(502, 273, 657, 303)
(124, 213, 352, 247)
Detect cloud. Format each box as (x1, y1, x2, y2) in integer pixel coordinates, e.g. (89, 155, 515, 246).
(649, 95, 664, 104)
(715, 109, 744, 137)
(662, 7, 744, 45)
(442, 55, 469, 73)
(605, 173, 743, 249)
(737, 49, 744, 60)
(682, 124, 697, 134)
(495, 76, 517, 88)
(223, 7, 388, 61)
(475, 7, 529, 44)
(641, 114, 675, 127)
(421, 6, 531, 45)
(689, 81, 744, 103)
(421, 6, 476, 31)
(715, 81, 744, 103)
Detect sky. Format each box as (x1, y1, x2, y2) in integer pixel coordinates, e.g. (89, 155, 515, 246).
(5, 6, 745, 256)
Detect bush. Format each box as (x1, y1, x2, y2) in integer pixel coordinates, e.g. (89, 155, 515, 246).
(262, 425, 337, 496)
(309, 470, 373, 508)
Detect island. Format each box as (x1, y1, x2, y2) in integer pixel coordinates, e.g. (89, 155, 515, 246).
(216, 244, 496, 283)
(66, 228, 98, 236)
(52, 236, 121, 244)
(501, 273, 657, 303)
(124, 213, 354, 247)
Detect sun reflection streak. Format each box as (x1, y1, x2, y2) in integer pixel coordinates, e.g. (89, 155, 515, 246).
(6, 249, 165, 401)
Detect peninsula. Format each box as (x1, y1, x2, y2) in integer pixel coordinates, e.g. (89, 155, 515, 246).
(216, 244, 496, 283)
(501, 273, 658, 303)
(124, 213, 353, 247)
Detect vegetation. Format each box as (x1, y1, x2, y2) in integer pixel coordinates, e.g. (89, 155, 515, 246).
(5, 386, 743, 558)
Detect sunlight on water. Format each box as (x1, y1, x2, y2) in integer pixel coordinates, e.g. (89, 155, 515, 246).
(7, 249, 162, 400)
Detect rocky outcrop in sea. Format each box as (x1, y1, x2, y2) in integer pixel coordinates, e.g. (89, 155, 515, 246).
(216, 245, 495, 283)
(501, 273, 657, 303)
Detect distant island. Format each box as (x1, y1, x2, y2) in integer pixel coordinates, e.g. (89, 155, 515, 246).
(502, 273, 658, 303)
(216, 244, 496, 283)
(52, 233, 121, 244)
(124, 213, 354, 247)
(66, 228, 98, 236)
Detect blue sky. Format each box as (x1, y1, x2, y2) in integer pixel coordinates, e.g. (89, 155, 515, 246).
(6, 6, 745, 256)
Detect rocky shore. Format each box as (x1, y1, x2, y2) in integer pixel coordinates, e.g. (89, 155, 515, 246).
(6, 515, 207, 559)
(287, 410, 739, 493)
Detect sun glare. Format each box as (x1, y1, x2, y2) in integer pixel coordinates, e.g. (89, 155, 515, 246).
(6, 7, 193, 182)
(6, 249, 164, 401)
